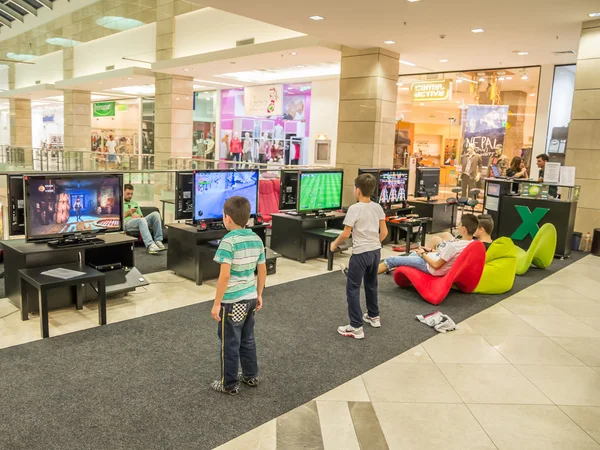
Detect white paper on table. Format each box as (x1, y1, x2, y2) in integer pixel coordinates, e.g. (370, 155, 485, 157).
(560, 166, 576, 187)
(543, 162, 561, 184)
(41, 268, 86, 280)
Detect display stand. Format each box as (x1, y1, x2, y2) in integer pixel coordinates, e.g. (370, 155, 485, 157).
(167, 223, 268, 285)
(409, 199, 453, 233)
(270, 212, 346, 263)
(0, 234, 147, 313)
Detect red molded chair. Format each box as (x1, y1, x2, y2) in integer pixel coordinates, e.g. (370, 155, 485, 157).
(393, 241, 486, 305)
(258, 179, 280, 223)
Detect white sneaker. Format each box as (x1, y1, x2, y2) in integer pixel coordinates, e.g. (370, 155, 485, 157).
(337, 325, 365, 339)
(155, 241, 166, 251)
(148, 243, 160, 255)
(363, 313, 381, 328)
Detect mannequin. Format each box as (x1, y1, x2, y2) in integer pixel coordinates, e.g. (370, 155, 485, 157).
(488, 144, 509, 177)
(242, 132, 253, 164)
(460, 144, 482, 194)
(229, 132, 242, 162)
(258, 136, 267, 164)
(205, 134, 215, 168)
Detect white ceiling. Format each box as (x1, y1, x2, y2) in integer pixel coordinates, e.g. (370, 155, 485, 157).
(153, 36, 341, 87)
(188, 0, 598, 74)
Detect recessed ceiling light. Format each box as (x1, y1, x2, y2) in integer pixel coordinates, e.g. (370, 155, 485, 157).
(506, 76, 513, 80)
(397, 82, 404, 86)
(471, 28, 485, 33)
(517, 51, 529, 56)
(439, 59, 448, 63)
(400, 60, 416, 67)
(183, 68, 189, 72)
(419, 102, 425, 106)
(384, 40, 396, 45)
(456, 79, 462, 83)
(529, 93, 536, 97)
(589, 12, 600, 17)
(407, 0, 421, 2)
(400, 87, 409, 91)
(479, 77, 485, 82)
(46, 37, 81, 47)
(309, 15, 325, 20)
(498, 76, 505, 81)
(290, 52, 297, 55)
(96, 16, 144, 31)
(521, 74, 528, 80)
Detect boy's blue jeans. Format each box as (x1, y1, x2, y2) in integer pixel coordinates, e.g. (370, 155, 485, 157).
(217, 299, 259, 389)
(384, 252, 430, 274)
(346, 249, 380, 329)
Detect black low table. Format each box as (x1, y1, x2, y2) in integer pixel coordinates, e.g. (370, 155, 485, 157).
(303, 228, 351, 271)
(386, 218, 432, 255)
(19, 263, 107, 338)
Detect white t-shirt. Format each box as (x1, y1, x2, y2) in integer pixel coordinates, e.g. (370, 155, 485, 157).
(427, 239, 473, 276)
(343, 201, 385, 255)
(106, 140, 117, 154)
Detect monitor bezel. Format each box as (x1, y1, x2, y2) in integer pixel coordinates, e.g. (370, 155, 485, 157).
(24, 172, 124, 243)
(192, 169, 260, 224)
(296, 169, 344, 214)
(175, 171, 194, 221)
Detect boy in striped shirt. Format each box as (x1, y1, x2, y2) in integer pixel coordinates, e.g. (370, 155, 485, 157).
(211, 196, 267, 395)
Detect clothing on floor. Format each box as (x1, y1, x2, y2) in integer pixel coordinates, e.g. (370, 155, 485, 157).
(346, 249, 380, 328)
(416, 311, 457, 333)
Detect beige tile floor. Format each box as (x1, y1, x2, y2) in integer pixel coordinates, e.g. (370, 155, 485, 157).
(2, 249, 600, 449)
(216, 254, 600, 450)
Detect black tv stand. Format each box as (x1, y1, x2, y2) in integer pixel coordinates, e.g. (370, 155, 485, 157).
(47, 236, 105, 248)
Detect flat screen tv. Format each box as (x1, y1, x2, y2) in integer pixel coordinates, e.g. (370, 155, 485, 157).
(175, 171, 193, 220)
(297, 170, 344, 214)
(414, 167, 440, 200)
(24, 173, 124, 242)
(279, 169, 299, 211)
(8, 174, 25, 236)
(378, 170, 408, 204)
(193, 170, 259, 223)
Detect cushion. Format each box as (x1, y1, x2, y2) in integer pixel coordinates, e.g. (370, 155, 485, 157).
(515, 223, 557, 275)
(258, 179, 280, 223)
(473, 237, 517, 294)
(393, 241, 486, 305)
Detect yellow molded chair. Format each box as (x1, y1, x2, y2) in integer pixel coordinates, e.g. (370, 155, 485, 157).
(515, 223, 557, 276)
(473, 237, 518, 294)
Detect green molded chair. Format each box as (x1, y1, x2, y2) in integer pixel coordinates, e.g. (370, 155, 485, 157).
(515, 223, 557, 276)
(473, 237, 518, 294)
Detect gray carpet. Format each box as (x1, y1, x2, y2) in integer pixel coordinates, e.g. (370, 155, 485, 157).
(134, 245, 168, 275)
(0, 252, 586, 450)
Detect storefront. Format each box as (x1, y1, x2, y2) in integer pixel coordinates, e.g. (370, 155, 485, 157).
(91, 99, 141, 158)
(396, 67, 541, 195)
(193, 91, 217, 158)
(220, 83, 312, 165)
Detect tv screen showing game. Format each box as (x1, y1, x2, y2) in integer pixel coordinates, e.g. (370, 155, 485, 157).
(193, 170, 259, 222)
(25, 174, 123, 242)
(378, 170, 408, 204)
(298, 170, 343, 213)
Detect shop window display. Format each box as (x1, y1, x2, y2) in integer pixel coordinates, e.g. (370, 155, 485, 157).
(220, 83, 311, 166)
(396, 67, 540, 197)
(193, 91, 217, 158)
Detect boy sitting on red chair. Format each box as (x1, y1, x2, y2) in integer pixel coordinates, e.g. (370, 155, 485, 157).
(378, 214, 478, 276)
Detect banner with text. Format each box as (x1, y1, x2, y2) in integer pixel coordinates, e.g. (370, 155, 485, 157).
(244, 85, 283, 117)
(411, 80, 452, 102)
(93, 101, 116, 117)
(463, 105, 509, 166)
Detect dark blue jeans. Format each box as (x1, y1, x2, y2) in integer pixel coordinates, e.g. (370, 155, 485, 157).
(217, 299, 258, 389)
(346, 249, 381, 328)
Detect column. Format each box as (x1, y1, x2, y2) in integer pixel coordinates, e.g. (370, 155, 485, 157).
(566, 18, 600, 232)
(8, 62, 33, 165)
(63, 90, 91, 151)
(154, 0, 193, 169)
(336, 47, 399, 204)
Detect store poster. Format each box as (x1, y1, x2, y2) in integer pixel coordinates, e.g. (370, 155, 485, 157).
(463, 105, 509, 165)
(244, 85, 284, 117)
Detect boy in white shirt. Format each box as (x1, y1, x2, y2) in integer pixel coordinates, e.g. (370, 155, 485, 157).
(331, 174, 388, 340)
(378, 214, 478, 276)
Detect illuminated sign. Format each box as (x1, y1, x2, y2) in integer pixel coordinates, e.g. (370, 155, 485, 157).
(411, 80, 452, 102)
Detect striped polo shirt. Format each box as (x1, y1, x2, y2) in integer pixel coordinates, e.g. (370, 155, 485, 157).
(214, 228, 266, 303)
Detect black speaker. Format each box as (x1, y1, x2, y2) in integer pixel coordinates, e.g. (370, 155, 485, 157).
(256, 213, 264, 225)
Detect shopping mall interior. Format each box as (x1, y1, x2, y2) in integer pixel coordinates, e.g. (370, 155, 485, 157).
(0, 0, 600, 449)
